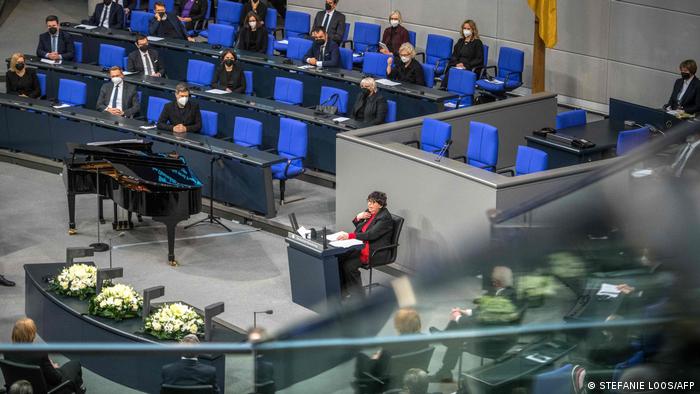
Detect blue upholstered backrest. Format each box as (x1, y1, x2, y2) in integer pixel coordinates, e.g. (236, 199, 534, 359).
(216, 0, 242, 25)
(617, 127, 651, 156)
(361, 52, 390, 78)
(556, 109, 587, 130)
(514, 146, 548, 175)
(284, 11, 310, 39)
(339, 47, 353, 70)
(98, 44, 126, 68)
(265, 8, 277, 34)
(385, 100, 397, 123)
(467, 121, 499, 170)
(146, 96, 170, 123)
(273, 77, 304, 105)
(207, 23, 236, 47)
(425, 34, 453, 68)
(186, 59, 215, 87)
(244, 71, 253, 95)
(408, 31, 416, 47)
(233, 116, 263, 148)
(74, 41, 83, 63)
(287, 37, 313, 61)
(37, 73, 46, 97)
(352, 22, 381, 53)
(319, 86, 349, 114)
(420, 119, 452, 153)
(200, 110, 218, 137)
(482, 43, 489, 68)
(58, 79, 87, 106)
(531, 364, 573, 394)
(446, 68, 476, 107)
(497, 47, 524, 82)
(421, 63, 435, 88)
(278, 118, 308, 163)
(130, 11, 153, 35)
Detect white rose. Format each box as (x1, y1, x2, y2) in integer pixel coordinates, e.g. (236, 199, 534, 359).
(189, 324, 198, 334)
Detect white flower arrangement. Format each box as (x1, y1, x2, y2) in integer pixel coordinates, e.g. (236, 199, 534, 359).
(89, 283, 143, 321)
(144, 303, 204, 341)
(50, 264, 98, 299)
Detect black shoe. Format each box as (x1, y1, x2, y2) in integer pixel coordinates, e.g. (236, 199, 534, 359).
(429, 326, 442, 334)
(428, 369, 454, 383)
(0, 275, 16, 287)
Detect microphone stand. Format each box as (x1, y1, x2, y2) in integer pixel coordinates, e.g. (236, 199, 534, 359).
(434, 140, 452, 162)
(108, 232, 125, 269)
(90, 166, 110, 252)
(253, 310, 273, 328)
(185, 137, 231, 232)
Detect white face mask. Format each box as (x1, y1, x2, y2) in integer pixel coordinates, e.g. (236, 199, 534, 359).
(177, 96, 188, 106)
(400, 56, 410, 64)
(463, 29, 472, 38)
(111, 77, 122, 85)
(249, 21, 257, 29)
(390, 19, 399, 28)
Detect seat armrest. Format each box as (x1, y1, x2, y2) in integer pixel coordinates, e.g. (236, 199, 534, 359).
(496, 168, 515, 176)
(370, 243, 399, 257)
(403, 140, 419, 147)
(452, 155, 466, 163)
(274, 27, 284, 40)
(480, 65, 497, 79)
(263, 148, 277, 153)
(283, 155, 305, 177)
(415, 51, 425, 63)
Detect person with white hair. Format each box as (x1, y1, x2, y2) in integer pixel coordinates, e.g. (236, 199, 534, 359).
(161, 334, 219, 393)
(351, 77, 388, 127)
(428, 266, 516, 382)
(386, 42, 426, 86)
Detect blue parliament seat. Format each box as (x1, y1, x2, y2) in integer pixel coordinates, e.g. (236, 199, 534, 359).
(408, 30, 416, 47)
(98, 44, 126, 68)
(319, 86, 349, 115)
(556, 109, 587, 130)
(273, 77, 303, 106)
(129, 11, 153, 35)
(37, 73, 46, 98)
(287, 37, 313, 61)
(186, 59, 215, 87)
(265, 7, 277, 34)
(616, 126, 651, 156)
(339, 47, 353, 71)
(200, 0, 241, 38)
(421, 63, 435, 88)
(270, 118, 308, 203)
(232, 117, 263, 149)
(444, 68, 476, 109)
(453, 121, 499, 171)
(385, 100, 397, 123)
(146, 96, 170, 123)
(187, 0, 212, 35)
(416, 34, 453, 77)
(244, 70, 254, 95)
(476, 46, 524, 98)
(206, 23, 236, 47)
(200, 110, 218, 136)
(74, 41, 83, 63)
(57, 79, 87, 107)
(273, 11, 310, 53)
(361, 52, 391, 78)
(344, 22, 381, 64)
(498, 146, 549, 176)
(405, 118, 452, 154)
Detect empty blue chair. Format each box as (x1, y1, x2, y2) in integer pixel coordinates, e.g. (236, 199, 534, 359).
(408, 31, 416, 47)
(405, 119, 452, 154)
(200, 0, 241, 38)
(186, 59, 215, 87)
(271, 118, 308, 203)
(266, 33, 275, 56)
(146, 96, 169, 123)
(339, 47, 353, 71)
(273, 11, 310, 52)
(421, 63, 435, 88)
(444, 68, 476, 109)
(244, 71, 254, 95)
(232, 117, 263, 148)
(130, 11, 153, 35)
(385, 100, 397, 123)
(499, 146, 548, 176)
(531, 364, 574, 394)
(74, 41, 83, 63)
(58, 79, 87, 107)
(319, 86, 349, 115)
(362, 52, 391, 78)
(347, 22, 381, 64)
(273, 77, 303, 105)
(556, 109, 587, 130)
(418, 34, 453, 76)
(454, 121, 498, 171)
(617, 127, 651, 156)
(476, 46, 524, 96)
(200, 110, 218, 136)
(206, 23, 236, 47)
(98, 44, 126, 68)
(149, 0, 174, 12)
(265, 7, 277, 34)
(287, 37, 313, 61)
(37, 73, 46, 97)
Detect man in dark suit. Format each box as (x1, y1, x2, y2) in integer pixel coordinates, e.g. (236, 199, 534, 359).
(36, 15, 75, 61)
(665, 59, 700, 115)
(127, 35, 165, 77)
(312, 0, 346, 45)
(428, 266, 517, 382)
(87, 0, 124, 29)
(148, 1, 194, 41)
(336, 191, 394, 298)
(162, 334, 219, 393)
(96, 66, 140, 117)
(157, 82, 202, 133)
(304, 27, 340, 68)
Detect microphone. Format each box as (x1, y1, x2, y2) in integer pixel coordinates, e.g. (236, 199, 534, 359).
(253, 310, 273, 328)
(434, 140, 453, 162)
(108, 232, 126, 269)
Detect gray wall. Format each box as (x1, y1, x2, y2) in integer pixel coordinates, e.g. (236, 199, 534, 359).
(289, 0, 700, 112)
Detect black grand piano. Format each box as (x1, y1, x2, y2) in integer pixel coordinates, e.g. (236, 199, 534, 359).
(63, 140, 203, 265)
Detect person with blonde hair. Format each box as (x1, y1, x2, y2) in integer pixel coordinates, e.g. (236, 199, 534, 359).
(6, 53, 41, 98)
(5, 318, 85, 392)
(350, 77, 388, 127)
(380, 10, 409, 57)
(386, 42, 425, 86)
(441, 19, 485, 89)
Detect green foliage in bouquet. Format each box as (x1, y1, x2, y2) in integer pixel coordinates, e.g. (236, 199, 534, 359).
(144, 303, 204, 341)
(49, 264, 97, 300)
(88, 283, 143, 321)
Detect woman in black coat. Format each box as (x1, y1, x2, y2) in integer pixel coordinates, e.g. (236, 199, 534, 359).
(351, 78, 388, 127)
(237, 11, 268, 53)
(441, 19, 484, 89)
(211, 49, 246, 93)
(336, 191, 394, 298)
(6, 53, 41, 98)
(176, 0, 208, 31)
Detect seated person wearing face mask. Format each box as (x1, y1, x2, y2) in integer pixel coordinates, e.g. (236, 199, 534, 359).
(6, 53, 41, 99)
(441, 19, 484, 89)
(313, 0, 346, 46)
(127, 35, 165, 77)
(351, 77, 388, 127)
(157, 83, 202, 133)
(149, 1, 194, 41)
(386, 43, 425, 86)
(665, 59, 700, 115)
(37, 15, 74, 61)
(237, 11, 268, 53)
(304, 26, 340, 68)
(379, 10, 409, 57)
(211, 49, 246, 93)
(87, 0, 124, 29)
(96, 66, 140, 117)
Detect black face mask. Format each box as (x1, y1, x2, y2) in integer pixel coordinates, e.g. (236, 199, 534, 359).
(15, 62, 25, 71)
(252, 0, 259, 3)
(48, 27, 58, 35)
(681, 72, 691, 80)
(157, 12, 166, 19)
(224, 59, 235, 66)
(315, 39, 325, 46)
(325, 2, 332, 11)
(139, 44, 148, 52)
(104, 0, 112, 5)
(361, 88, 370, 97)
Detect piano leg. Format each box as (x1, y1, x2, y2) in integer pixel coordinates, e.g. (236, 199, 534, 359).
(67, 192, 77, 235)
(112, 203, 118, 230)
(99, 196, 106, 224)
(158, 218, 179, 266)
(128, 211, 134, 229)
